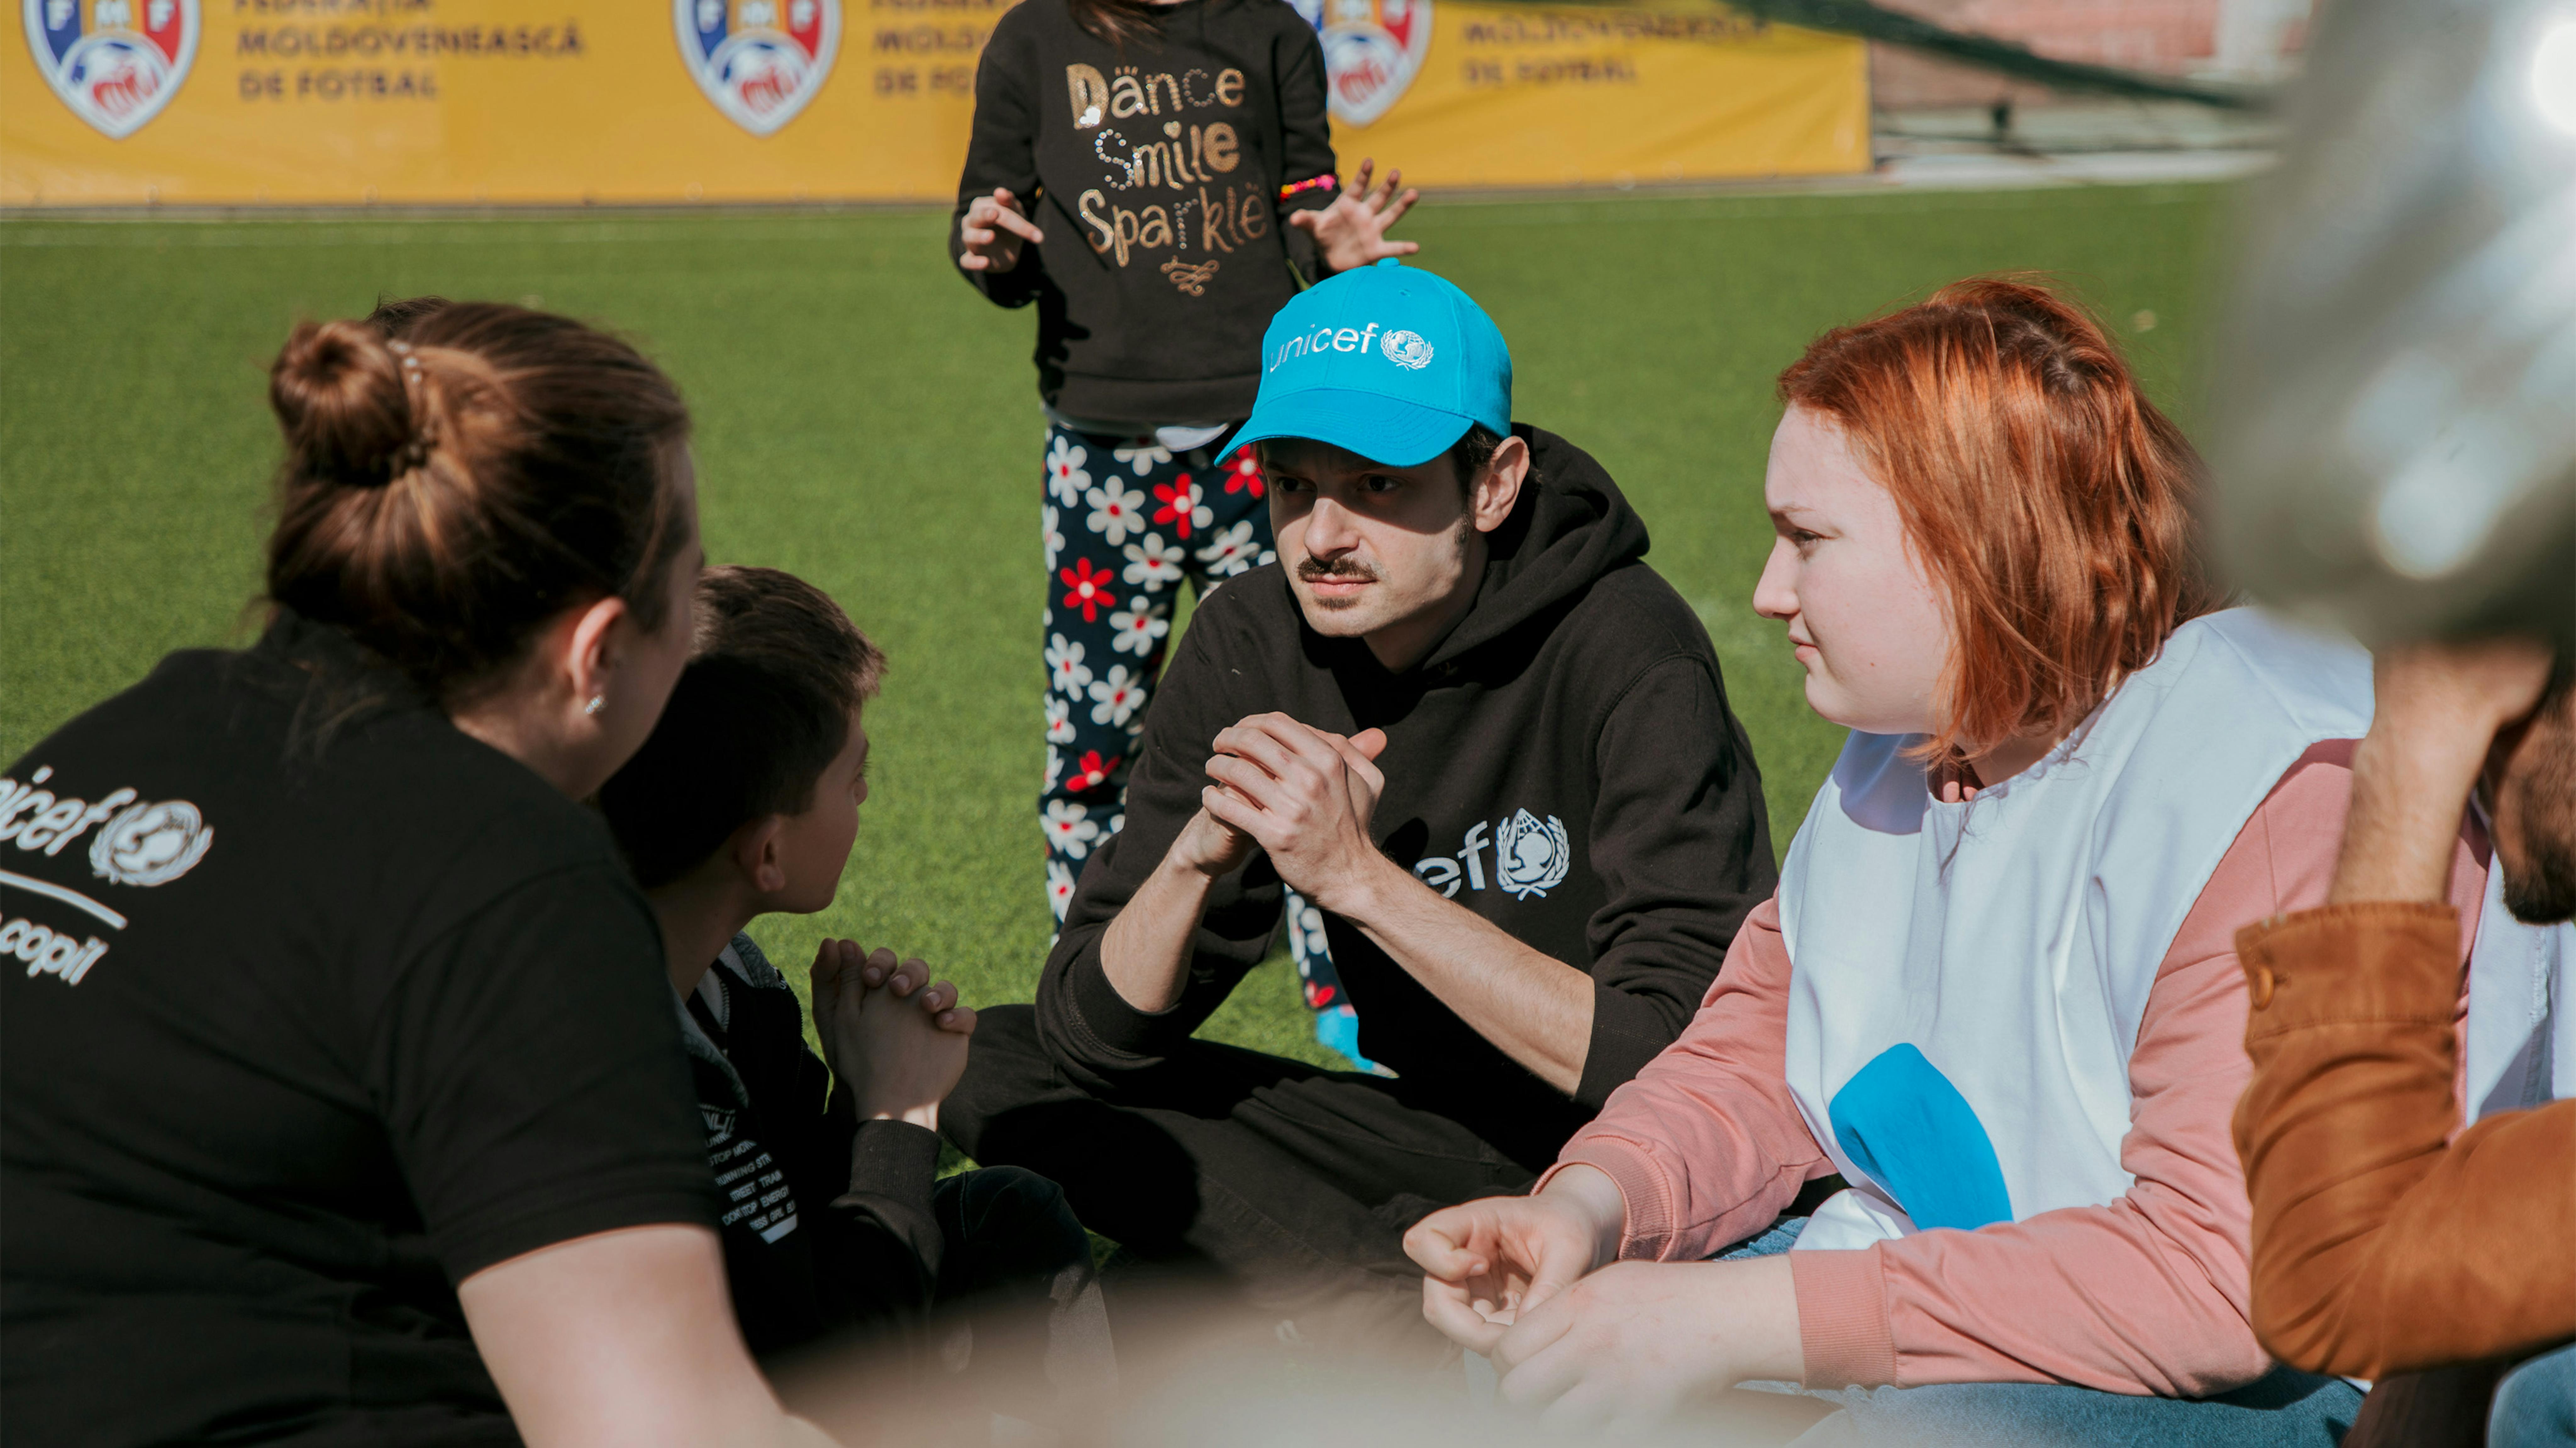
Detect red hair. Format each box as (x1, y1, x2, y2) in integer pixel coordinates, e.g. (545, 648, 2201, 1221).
(1778, 276, 2219, 763)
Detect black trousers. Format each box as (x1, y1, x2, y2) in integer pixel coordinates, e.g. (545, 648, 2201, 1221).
(927, 1167, 1113, 1420)
(942, 1005, 1540, 1357)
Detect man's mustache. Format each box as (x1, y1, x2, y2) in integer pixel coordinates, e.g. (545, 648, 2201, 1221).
(1296, 556, 1380, 583)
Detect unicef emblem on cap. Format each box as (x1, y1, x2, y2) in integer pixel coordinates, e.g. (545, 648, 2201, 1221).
(1380, 330, 1434, 371)
(88, 798, 212, 888)
(677, 0, 840, 136)
(22, 0, 199, 139)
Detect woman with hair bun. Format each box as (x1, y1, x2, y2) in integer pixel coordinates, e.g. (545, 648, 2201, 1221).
(1, 301, 830, 1447)
(1409, 279, 2506, 1443)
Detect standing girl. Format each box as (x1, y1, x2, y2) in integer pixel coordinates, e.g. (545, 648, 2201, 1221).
(952, 0, 1415, 1059)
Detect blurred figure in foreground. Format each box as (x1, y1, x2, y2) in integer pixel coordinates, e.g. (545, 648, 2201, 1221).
(2207, 0, 2576, 644)
(2205, 0, 2576, 1443)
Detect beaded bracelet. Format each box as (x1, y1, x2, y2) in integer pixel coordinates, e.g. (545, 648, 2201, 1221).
(1279, 174, 1339, 201)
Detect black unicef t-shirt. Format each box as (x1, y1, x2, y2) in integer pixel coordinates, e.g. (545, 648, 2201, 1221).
(0, 615, 718, 1447)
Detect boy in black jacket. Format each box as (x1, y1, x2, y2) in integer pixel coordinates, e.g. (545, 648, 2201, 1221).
(598, 567, 1111, 1400)
(943, 263, 1777, 1356)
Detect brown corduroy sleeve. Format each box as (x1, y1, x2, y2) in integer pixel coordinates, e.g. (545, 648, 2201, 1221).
(2233, 903, 2576, 1379)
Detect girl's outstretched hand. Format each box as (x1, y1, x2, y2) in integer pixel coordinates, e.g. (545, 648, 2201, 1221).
(959, 187, 1043, 273)
(1289, 158, 1420, 273)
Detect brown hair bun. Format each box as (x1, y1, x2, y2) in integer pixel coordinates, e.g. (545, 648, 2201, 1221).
(265, 297, 693, 704)
(268, 318, 417, 486)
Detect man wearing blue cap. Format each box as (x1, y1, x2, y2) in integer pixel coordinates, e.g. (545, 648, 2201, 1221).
(945, 261, 1776, 1349)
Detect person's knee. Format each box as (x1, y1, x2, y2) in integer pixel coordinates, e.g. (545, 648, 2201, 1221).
(944, 1003, 1056, 1156)
(968, 1001, 1043, 1055)
(947, 1165, 1092, 1279)
(2490, 1342, 2576, 1447)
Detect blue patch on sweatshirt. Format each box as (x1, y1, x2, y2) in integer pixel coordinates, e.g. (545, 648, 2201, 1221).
(1827, 1044, 2013, 1232)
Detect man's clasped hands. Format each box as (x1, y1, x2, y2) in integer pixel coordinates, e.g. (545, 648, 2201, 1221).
(1164, 712, 1812, 1428)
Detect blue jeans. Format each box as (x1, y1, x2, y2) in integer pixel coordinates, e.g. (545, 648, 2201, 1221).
(2491, 1341, 2576, 1448)
(1717, 1217, 2365, 1447)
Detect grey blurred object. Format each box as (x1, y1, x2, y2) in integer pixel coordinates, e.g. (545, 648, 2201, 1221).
(2209, 0, 2576, 646)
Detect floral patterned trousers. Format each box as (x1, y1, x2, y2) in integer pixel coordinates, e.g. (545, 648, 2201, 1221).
(1036, 421, 1346, 1020)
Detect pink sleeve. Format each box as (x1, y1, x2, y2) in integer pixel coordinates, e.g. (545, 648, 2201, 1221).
(1540, 896, 1838, 1262)
(1791, 741, 2491, 1395)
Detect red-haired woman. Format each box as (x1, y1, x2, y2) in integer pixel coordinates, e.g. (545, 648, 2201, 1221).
(1406, 280, 2512, 1443)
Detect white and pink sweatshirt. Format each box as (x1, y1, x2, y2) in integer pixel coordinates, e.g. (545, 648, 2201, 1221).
(1545, 612, 2498, 1396)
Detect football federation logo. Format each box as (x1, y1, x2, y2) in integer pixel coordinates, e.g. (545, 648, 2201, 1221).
(1380, 329, 1433, 370)
(22, 0, 197, 139)
(1290, 0, 1432, 127)
(676, 0, 840, 136)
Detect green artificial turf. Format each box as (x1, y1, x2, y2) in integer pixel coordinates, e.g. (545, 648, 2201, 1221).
(0, 184, 2232, 1065)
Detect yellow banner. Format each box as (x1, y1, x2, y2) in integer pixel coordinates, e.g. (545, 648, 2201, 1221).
(1330, 2, 1867, 187)
(1, 0, 1864, 206)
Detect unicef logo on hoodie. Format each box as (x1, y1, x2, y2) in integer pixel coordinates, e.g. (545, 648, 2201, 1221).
(1493, 809, 1569, 899)
(1411, 808, 1572, 902)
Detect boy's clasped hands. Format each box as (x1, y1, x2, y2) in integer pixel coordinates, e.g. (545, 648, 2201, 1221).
(808, 940, 976, 1131)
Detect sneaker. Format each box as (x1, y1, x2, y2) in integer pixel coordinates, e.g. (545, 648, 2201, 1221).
(1313, 1003, 1386, 1074)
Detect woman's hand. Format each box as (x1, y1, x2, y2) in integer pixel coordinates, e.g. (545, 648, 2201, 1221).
(1288, 158, 1420, 274)
(958, 187, 1043, 273)
(815, 944, 975, 1130)
(1405, 1165, 1626, 1353)
(1488, 1254, 1805, 1430)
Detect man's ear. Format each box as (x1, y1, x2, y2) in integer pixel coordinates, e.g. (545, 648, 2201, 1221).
(1470, 435, 1530, 535)
(727, 815, 793, 896)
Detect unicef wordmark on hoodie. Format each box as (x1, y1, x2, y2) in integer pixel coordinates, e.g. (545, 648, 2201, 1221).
(1043, 263, 1778, 1168)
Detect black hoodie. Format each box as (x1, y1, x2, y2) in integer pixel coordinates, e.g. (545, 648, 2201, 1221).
(950, 0, 1338, 427)
(1037, 429, 1776, 1169)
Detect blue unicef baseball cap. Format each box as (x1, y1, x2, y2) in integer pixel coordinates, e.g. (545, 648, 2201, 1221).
(1225, 259, 1513, 468)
